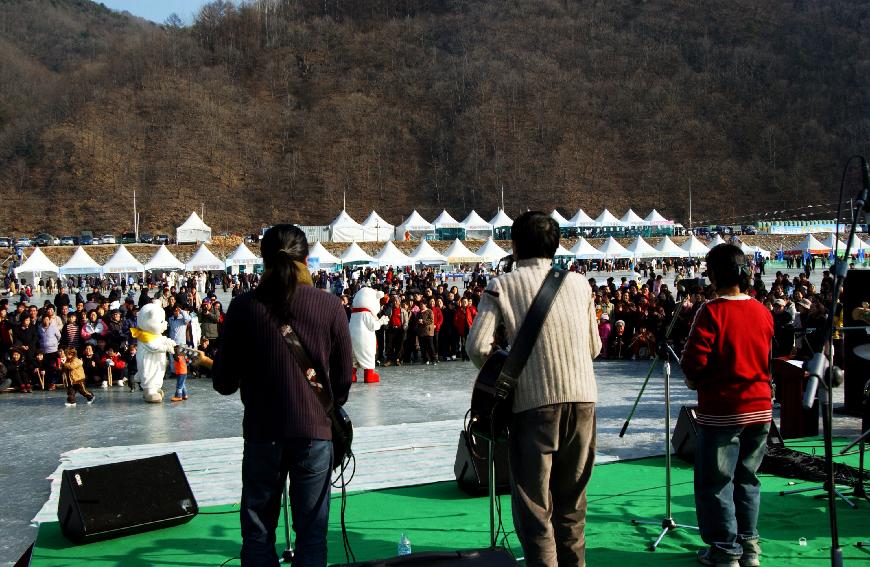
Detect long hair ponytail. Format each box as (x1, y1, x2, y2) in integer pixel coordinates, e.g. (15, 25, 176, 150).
(255, 224, 309, 321)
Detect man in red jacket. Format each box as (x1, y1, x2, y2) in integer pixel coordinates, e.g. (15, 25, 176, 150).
(681, 244, 773, 567)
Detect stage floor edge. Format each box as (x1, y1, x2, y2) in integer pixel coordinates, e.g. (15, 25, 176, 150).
(29, 437, 870, 567)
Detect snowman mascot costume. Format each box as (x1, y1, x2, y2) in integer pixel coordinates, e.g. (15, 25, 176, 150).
(349, 287, 389, 383)
(130, 302, 177, 403)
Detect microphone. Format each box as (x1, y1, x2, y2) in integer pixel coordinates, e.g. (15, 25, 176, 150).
(803, 353, 825, 409)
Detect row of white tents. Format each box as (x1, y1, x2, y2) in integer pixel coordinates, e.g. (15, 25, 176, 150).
(14, 243, 262, 280)
(309, 235, 769, 268)
(327, 208, 675, 242)
(17, 233, 866, 280)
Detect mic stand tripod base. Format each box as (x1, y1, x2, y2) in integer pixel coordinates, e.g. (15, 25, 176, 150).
(630, 356, 697, 551)
(631, 517, 698, 551)
(778, 484, 857, 509)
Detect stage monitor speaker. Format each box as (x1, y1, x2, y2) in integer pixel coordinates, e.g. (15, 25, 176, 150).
(58, 453, 198, 544)
(343, 548, 517, 567)
(454, 431, 510, 496)
(671, 406, 783, 463)
(842, 269, 870, 415)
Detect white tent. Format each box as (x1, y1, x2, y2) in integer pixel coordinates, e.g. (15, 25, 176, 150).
(595, 209, 623, 227)
(360, 211, 395, 242)
(787, 235, 830, 255)
(571, 238, 605, 259)
(395, 210, 435, 240)
(329, 210, 367, 243)
(625, 237, 660, 259)
(709, 234, 726, 246)
(185, 244, 224, 272)
(374, 241, 414, 267)
(176, 212, 212, 244)
(821, 233, 850, 254)
(489, 209, 513, 228)
(620, 209, 645, 226)
(597, 236, 632, 258)
(224, 243, 262, 273)
(644, 209, 671, 224)
(432, 210, 463, 230)
(308, 241, 341, 266)
(14, 247, 60, 281)
(144, 245, 185, 271)
(339, 242, 375, 265)
(554, 244, 574, 257)
(681, 235, 711, 257)
(570, 209, 596, 227)
(655, 236, 688, 258)
(102, 245, 145, 274)
(442, 239, 480, 263)
(460, 210, 494, 239)
(476, 238, 510, 263)
(58, 247, 101, 275)
(408, 240, 448, 264)
(549, 210, 572, 228)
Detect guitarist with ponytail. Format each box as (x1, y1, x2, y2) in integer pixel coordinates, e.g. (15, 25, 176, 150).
(212, 224, 353, 567)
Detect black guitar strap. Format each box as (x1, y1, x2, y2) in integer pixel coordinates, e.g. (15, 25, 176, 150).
(496, 269, 568, 398)
(277, 323, 336, 417)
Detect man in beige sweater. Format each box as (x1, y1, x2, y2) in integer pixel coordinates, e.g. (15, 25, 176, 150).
(467, 211, 601, 567)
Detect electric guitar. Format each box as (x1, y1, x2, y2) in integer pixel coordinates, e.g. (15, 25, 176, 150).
(174, 345, 213, 369)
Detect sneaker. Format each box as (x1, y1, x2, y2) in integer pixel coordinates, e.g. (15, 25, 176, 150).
(170, 396, 183, 402)
(182, 394, 189, 400)
(118, 378, 127, 387)
(100, 382, 108, 389)
(425, 361, 431, 365)
(86, 397, 95, 405)
(65, 402, 76, 407)
(738, 540, 761, 567)
(48, 384, 57, 391)
(697, 548, 740, 567)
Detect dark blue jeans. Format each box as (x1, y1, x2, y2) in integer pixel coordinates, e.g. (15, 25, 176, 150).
(240, 438, 332, 567)
(694, 422, 770, 557)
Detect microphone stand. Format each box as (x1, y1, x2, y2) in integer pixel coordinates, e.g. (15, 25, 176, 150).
(619, 303, 698, 551)
(805, 156, 869, 567)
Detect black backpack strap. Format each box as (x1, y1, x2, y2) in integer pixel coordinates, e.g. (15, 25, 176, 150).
(496, 269, 567, 398)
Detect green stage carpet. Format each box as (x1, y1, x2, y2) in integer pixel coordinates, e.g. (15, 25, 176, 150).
(31, 438, 870, 566)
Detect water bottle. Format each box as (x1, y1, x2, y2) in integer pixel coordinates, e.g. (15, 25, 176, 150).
(398, 532, 412, 556)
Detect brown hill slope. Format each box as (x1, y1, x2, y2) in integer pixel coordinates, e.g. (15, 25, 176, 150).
(0, 0, 869, 235)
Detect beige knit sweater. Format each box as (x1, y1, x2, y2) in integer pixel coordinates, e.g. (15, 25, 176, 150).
(467, 258, 601, 413)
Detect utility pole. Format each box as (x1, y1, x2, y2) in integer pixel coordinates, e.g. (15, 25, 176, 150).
(688, 179, 693, 231)
(133, 190, 138, 240)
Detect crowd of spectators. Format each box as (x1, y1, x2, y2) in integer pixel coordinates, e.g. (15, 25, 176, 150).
(0, 252, 838, 396)
(0, 273, 227, 394)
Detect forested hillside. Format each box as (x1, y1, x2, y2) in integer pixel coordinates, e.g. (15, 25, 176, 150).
(1, 0, 868, 234)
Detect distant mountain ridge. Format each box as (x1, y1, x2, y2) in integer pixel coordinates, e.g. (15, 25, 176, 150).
(0, 0, 868, 235)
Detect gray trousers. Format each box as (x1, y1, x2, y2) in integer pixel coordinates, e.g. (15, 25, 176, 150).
(509, 402, 596, 567)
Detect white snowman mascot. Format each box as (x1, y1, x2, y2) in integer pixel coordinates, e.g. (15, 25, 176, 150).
(130, 302, 178, 403)
(349, 287, 389, 383)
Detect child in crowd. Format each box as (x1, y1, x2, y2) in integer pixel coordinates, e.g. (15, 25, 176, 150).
(81, 344, 101, 386)
(32, 349, 51, 390)
(6, 347, 31, 392)
(597, 314, 612, 359)
(100, 346, 128, 388)
(171, 353, 189, 402)
(193, 337, 210, 379)
(123, 343, 140, 392)
(61, 348, 94, 407)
